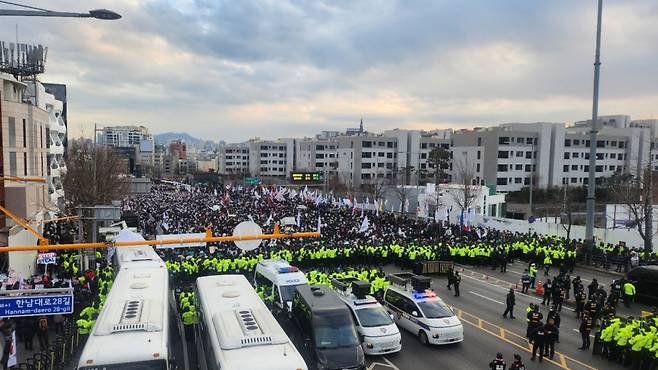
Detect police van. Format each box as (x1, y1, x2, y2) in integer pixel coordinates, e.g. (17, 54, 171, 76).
(253, 259, 308, 314)
(383, 273, 463, 346)
(331, 278, 402, 355)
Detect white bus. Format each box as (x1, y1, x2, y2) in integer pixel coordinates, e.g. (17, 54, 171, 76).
(78, 231, 171, 370)
(195, 275, 308, 370)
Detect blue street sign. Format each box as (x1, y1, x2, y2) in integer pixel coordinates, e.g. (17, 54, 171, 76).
(0, 294, 74, 317)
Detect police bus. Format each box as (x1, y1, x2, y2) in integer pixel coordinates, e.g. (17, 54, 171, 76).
(383, 273, 463, 346)
(195, 275, 308, 370)
(78, 230, 171, 370)
(331, 278, 402, 355)
(253, 259, 308, 314)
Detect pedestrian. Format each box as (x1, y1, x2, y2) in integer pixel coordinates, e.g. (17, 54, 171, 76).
(521, 269, 531, 294)
(542, 278, 552, 306)
(509, 354, 526, 370)
(543, 318, 558, 359)
(36, 315, 49, 350)
(23, 317, 35, 350)
(530, 322, 546, 362)
(579, 314, 593, 350)
(446, 267, 454, 291)
(489, 352, 506, 370)
(503, 288, 516, 319)
(453, 271, 461, 297)
(623, 280, 635, 308)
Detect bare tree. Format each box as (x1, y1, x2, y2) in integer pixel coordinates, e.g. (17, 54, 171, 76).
(63, 140, 129, 208)
(559, 185, 578, 241)
(449, 155, 481, 212)
(608, 164, 655, 254)
(389, 166, 414, 214)
(363, 167, 389, 211)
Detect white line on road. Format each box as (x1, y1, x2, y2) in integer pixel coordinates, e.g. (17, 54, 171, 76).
(572, 328, 595, 338)
(460, 273, 576, 312)
(469, 290, 505, 305)
(384, 357, 401, 370)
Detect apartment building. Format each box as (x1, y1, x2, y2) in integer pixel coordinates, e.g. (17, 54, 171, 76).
(295, 139, 338, 173)
(248, 139, 295, 177)
(218, 143, 249, 175)
(336, 134, 398, 187)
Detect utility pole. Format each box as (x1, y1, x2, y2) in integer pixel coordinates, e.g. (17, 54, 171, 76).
(585, 0, 603, 252)
(529, 140, 535, 219)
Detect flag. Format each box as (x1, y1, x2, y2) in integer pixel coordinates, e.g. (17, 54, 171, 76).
(264, 214, 273, 226)
(404, 199, 410, 213)
(317, 215, 322, 232)
(214, 189, 218, 196)
(359, 216, 370, 233)
(360, 203, 364, 218)
(296, 210, 301, 227)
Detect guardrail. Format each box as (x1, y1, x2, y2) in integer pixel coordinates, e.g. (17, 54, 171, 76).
(16, 319, 80, 370)
(413, 260, 454, 275)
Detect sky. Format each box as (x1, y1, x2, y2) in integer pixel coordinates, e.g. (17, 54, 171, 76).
(2, 0, 658, 142)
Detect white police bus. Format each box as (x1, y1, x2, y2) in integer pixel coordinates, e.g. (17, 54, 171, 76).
(383, 273, 463, 346)
(195, 275, 308, 370)
(253, 259, 308, 314)
(331, 278, 402, 355)
(78, 230, 171, 370)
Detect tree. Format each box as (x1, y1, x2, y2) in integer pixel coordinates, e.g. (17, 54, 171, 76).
(428, 147, 451, 184)
(608, 166, 655, 254)
(63, 140, 129, 209)
(559, 186, 579, 241)
(390, 165, 415, 214)
(449, 155, 481, 212)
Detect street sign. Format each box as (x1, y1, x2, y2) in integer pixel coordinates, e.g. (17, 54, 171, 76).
(245, 177, 261, 185)
(37, 252, 56, 265)
(0, 294, 73, 317)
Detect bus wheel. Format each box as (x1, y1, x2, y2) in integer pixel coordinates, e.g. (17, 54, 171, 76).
(419, 330, 429, 345)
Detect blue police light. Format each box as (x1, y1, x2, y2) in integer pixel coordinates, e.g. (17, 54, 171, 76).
(277, 266, 299, 273)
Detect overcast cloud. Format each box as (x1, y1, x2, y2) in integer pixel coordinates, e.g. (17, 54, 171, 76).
(2, 0, 657, 142)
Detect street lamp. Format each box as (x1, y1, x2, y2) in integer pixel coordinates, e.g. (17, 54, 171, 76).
(0, 1, 121, 19)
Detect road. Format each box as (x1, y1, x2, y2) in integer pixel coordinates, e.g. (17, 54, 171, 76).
(364, 263, 642, 370)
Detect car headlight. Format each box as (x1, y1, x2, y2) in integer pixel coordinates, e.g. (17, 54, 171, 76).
(366, 341, 374, 349)
(432, 333, 440, 338)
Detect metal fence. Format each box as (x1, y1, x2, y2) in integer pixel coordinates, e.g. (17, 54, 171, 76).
(16, 319, 80, 370)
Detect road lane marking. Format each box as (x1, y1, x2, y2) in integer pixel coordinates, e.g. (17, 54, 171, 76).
(572, 328, 595, 338)
(469, 291, 504, 305)
(459, 270, 576, 312)
(383, 357, 401, 370)
(456, 307, 597, 370)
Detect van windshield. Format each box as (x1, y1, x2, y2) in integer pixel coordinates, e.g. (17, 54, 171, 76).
(417, 300, 454, 319)
(355, 307, 394, 327)
(280, 284, 305, 302)
(313, 313, 359, 349)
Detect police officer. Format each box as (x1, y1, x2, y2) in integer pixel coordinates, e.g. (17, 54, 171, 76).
(446, 267, 454, 291)
(542, 278, 553, 306)
(521, 269, 531, 294)
(489, 352, 506, 370)
(503, 288, 516, 319)
(509, 354, 526, 370)
(453, 271, 461, 297)
(527, 304, 543, 338)
(544, 318, 559, 359)
(623, 280, 636, 308)
(579, 314, 594, 350)
(575, 288, 587, 319)
(531, 321, 546, 362)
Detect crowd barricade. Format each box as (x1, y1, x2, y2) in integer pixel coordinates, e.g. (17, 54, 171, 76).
(16, 319, 80, 370)
(414, 260, 455, 275)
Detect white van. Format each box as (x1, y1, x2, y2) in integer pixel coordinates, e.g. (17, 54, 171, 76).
(253, 259, 308, 313)
(383, 273, 463, 346)
(331, 278, 402, 355)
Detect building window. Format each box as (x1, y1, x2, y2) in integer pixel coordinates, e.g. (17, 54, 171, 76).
(595, 165, 603, 172)
(596, 153, 604, 160)
(496, 178, 508, 185)
(563, 165, 569, 172)
(315, 153, 324, 159)
(421, 143, 428, 149)
(497, 151, 509, 159)
(8, 117, 16, 147)
(362, 152, 372, 158)
(610, 153, 616, 159)
(362, 141, 372, 148)
(361, 163, 372, 169)
(23, 152, 28, 176)
(23, 119, 27, 147)
(565, 139, 571, 147)
(477, 151, 481, 159)
(497, 164, 508, 172)
(378, 152, 385, 157)
(515, 178, 522, 184)
(476, 163, 481, 172)
(477, 137, 482, 146)
(564, 152, 570, 159)
(571, 165, 578, 170)
(499, 137, 510, 145)
(597, 140, 605, 148)
(9, 152, 17, 176)
(515, 164, 523, 170)
(387, 153, 393, 158)
(524, 178, 530, 185)
(260, 145, 268, 150)
(574, 139, 580, 145)
(573, 152, 579, 158)
(525, 164, 531, 172)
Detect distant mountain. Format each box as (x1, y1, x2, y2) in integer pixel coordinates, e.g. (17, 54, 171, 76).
(154, 132, 199, 144)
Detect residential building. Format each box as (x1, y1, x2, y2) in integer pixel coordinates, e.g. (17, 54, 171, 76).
(169, 139, 186, 160)
(295, 138, 338, 173)
(98, 125, 155, 175)
(248, 139, 295, 177)
(336, 134, 398, 187)
(218, 143, 249, 175)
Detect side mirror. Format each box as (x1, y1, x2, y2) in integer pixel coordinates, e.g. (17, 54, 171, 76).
(287, 301, 293, 313)
(412, 311, 419, 317)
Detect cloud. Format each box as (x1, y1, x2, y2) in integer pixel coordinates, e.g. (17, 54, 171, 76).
(1, 0, 657, 142)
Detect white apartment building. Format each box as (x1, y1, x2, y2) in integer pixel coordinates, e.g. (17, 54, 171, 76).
(218, 143, 249, 175)
(295, 139, 338, 173)
(336, 134, 398, 187)
(248, 138, 295, 177)
(99, 125, 151, 147)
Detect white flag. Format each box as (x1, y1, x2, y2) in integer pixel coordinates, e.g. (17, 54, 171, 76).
(404, 199, 410, 213)
(296, 210, 301, 227)
(359, 216, 370, 233)
(317, 215, 322, 232)
(265, 214, 273, 226)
